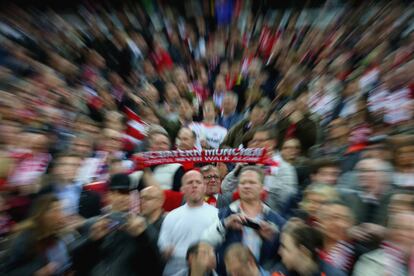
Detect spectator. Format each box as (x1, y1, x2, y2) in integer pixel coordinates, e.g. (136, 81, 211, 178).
(140, 185, 166, 241)
(176, 242, 218, 276)
(224, 243, 270, 276)
(353, 212, 414, 276)
(201, 164, 232, 208)
(280, 138, 303, 165)
(176, 127, 198, 150)
(317, 201, 359, 274)
(221, 99, 270, 149)
(392, 139, 414, 188)
(272, 223, 346, 276)
(203, 166, 285, 274)
(158, 170, 218, 275)
(71, 173, 163, 276)
(40, 152, 101, 219)
(217, 92, 242, 130)
(190, 100, 228, 149)
(131, 130, 185, 191)
(1, 195, 73, 275)
(310, 158, 341, 186)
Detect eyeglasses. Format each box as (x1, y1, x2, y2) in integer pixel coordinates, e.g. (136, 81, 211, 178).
(203, 175, 220, 180)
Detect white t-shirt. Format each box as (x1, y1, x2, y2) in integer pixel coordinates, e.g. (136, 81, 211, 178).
(158, 203, 218, 275)
(190, 122, 228, 149)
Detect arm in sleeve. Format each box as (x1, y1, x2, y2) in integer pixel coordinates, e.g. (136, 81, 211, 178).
(221, 169, 239, 195)
(157, 216, 173, 253)
(201, 217, 226, 247)
(135, 228, 164, 276)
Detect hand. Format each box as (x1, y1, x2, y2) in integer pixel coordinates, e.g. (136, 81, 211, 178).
(34, 262, 58, 276)
(224, 214, 246, 230)
(125, 215, 147, 237)
(258, 221, 278, 241)
(90, 218, 110, 241)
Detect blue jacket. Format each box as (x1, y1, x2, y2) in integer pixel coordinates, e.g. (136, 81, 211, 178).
(217, 113, 243, 130)
(202, 201, 286, 275)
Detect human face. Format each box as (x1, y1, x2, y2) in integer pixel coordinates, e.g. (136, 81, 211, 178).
(189, 243, 216, 272)
(179, 100, 193, 121)
(249, 107, 267, 127)
(41, 201, 64, 232)
(177, 128, 195, 150)
(71, 138, 92, 157)
(140, 187, 163, 217)
(107, 190, 130, 212)
(357, 159, 388, 197)
(251, 131, 276, 154)
(222, 95, 237, 115)
(54, 156, 82, 183)
(305, 193, 328, 217)
(389, 213, 414, 255)
(203, 102, 216, 122)
(202, 167, 221, 196)
(181, 171, 206, 206)
(279, 233, 302, 271)
(150, 134, 171, 151)
(395, 145, 414, 169)
(238, 171, 262, 202)
(313, 167, 340, 186)
(165, 83, 180, 101)
(225, 256, 254, 276)
(103, 130, 123, 152)
(281, 139, 301, 163)
(318, 204, 353, 242)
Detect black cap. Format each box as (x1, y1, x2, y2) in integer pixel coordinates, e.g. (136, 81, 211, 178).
(108, 173, 131, 191)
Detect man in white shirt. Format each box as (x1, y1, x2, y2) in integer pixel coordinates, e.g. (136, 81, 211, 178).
(158, 170, 218, 276)
(190, 100, 227, 149)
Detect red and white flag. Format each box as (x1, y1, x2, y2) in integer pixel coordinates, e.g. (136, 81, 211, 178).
(124, 107, 149, 145)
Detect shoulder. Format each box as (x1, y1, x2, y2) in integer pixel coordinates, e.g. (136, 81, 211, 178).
(357, 249, 384, 265)
(265, 208, 286, 227)
(202, 203, 219, 215)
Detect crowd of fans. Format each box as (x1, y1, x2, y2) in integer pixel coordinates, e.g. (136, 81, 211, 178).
(0, 0, 413, 275)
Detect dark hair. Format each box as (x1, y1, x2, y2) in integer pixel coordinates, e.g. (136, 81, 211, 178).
(186, 243, 200, 261)
(310, 158, 339, 175)
(289, 225, 324, 262)
(254, 125, 278, 141)
(224, 243, 258, 266)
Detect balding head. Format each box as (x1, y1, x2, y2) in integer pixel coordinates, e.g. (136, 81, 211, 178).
(140, 185, 165, 219)
(181, 170, 205, 207)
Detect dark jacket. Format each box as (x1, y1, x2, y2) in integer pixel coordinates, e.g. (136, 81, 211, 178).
(202, 201, 286, 275)
(271, 260, 347, 276)
(1, 230, 73, 276)
(217, 112, 243, 130)
(71, 213, 163, 276)
(277, 114, 317, 155)
(220, 119, 257, 148)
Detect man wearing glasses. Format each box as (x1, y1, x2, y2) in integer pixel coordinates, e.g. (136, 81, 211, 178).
(201, 165, 233, 208)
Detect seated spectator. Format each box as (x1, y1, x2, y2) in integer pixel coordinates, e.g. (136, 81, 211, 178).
(158, 170, 218, 276)
(224, 243, 270, 276)
(217, 92, 243, 130)
(272, 223, 346, 276)
(353, 212, 414, 276)
(203, 166, 285, 274)
(176, 242, 218, 276)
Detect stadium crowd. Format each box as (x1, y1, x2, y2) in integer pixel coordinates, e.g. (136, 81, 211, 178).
(0, 0, 413, 275)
